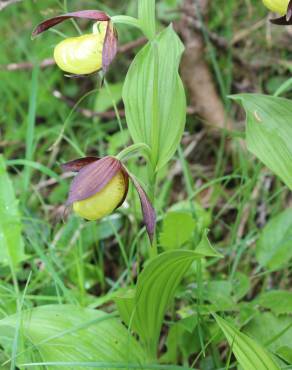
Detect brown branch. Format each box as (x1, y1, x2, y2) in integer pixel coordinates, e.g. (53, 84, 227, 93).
(179, 0, 233, 130)
(4, 58, 55, 71)
(177, 7, 268, 72)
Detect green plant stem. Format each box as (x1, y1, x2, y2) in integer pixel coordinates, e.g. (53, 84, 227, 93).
(104, 79, 126, 148)
(111, 15, 141, 30)
(116, 143, 151, 162)
(142, 41, 160, 258)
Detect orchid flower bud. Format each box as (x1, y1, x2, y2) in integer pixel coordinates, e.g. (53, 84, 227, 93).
(263, 0, 289, 14)
(62, 156, 156, 241)
(32, 10, 118, 74)
(54, 22, 107, 75)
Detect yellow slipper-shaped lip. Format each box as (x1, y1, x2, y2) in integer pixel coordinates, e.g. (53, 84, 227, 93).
(53, 32, 106, 75)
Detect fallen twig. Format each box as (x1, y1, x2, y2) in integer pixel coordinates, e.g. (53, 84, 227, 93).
(0, 0, 21, 11)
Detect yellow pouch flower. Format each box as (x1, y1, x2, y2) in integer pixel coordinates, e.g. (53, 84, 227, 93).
(32, 10, 118, 74)
(73, 170, 127, 221)
(263, 0, 289, 14)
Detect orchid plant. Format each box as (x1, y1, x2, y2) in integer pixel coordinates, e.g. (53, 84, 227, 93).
(32, 9, 156, 242)
(1, 0, 291, 368)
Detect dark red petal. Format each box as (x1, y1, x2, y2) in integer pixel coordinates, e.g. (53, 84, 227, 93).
(32, 10, 110, 37)
(270, 15, 292, 24)
(102, 22, 118, 72)
(67, 156, 122, 205)
(127, 172, 156, 242)
(287, 0, 292, 20)
(61, 157, 99, 172)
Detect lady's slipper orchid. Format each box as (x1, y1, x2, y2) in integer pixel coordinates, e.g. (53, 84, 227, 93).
(32, 10, 118, 74)
(62, 156, 156, 241)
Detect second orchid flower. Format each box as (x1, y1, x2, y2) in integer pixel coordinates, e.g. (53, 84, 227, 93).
(32, 10, 118, 74)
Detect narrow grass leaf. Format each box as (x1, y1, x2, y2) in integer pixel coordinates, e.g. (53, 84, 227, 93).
(7, 159, 60, 180)
(0, 155, 26, 268)
(24, 66, 39, 192)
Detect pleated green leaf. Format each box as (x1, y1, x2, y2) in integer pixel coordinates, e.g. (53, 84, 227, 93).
(214, 314, 280, 370)
(232, 94, 292, 190)
(123, 25, 186, 170)
(116, 249, 219, 359)
(138, 0, 156, 40)
(0, 305, 146, 369)
(0, 155, 26, 268)
(135, 251, 197, 359)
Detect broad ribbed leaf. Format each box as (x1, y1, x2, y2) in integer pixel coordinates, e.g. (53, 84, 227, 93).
(214, 314, 280, 370)
(256, 208, 292, 270)
(138, 0, 156, 39)
(135, 250, 196, 359)
(123, 25, 186, 170)
(116, 249, 219, 359)
(0, 305, 146, 368)
(233, 94, 292, 189)
(0, 155, 25, 268)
